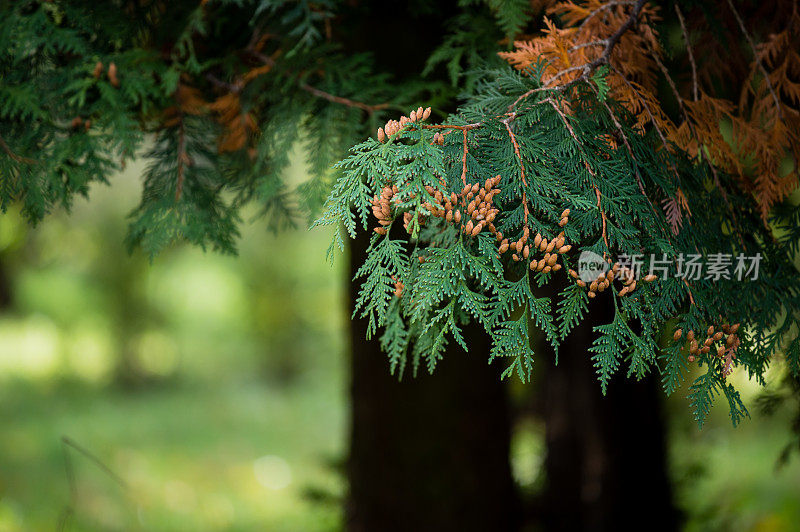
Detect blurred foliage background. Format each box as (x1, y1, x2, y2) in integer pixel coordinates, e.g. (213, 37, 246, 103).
(1, 155, 799, 531)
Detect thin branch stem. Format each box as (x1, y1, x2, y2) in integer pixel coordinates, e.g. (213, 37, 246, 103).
(460, 129, 468, 187)
(543, 97, 610, 252)
(726, 0, 784, 120)
(503, 118, 530, 227)
(247, 50, 389, 114)
(0, 134, 35, 164)
(299, 83, 389, 113)
(674, 4, 698, 102)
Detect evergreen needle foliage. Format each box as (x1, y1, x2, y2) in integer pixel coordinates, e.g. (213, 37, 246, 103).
(2, 0, 800, 427)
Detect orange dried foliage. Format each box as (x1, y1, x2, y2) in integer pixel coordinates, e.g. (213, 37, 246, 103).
(501, 0, 800, 223)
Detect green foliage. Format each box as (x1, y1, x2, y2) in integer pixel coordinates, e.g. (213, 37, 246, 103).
(319, 67, 800, 426)
(3, 0, 799, 428)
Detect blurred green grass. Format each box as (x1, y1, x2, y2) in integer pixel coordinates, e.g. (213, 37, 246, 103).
(0, 159, 348, 530)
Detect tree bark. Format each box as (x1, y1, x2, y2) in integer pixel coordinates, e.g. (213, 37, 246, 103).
(346, 231, 521, 532)
(539, 292, 679, 531)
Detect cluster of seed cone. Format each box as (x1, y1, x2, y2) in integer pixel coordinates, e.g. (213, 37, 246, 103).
(377, 106, 432, 142)
(568, 260, 658, 298)
(69, 117, 92, 131)
(498, 209, 571, 274)
(370, 185, 400, 236)
(93, 60, 119, 88)
(674, 323, 741, 374)
(432, 132, 445, 145)
(370, 175, 503, 239)
(404, 176, 503, 236)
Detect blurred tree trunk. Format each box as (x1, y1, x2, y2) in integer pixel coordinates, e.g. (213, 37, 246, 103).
(346, 231, 521, 532)
(539, 294, 679, 531)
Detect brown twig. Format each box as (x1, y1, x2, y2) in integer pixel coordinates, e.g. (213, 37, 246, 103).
(247, 49, 389, 114)
(509, 0, 647, 107)
(299, 83, 389, 114)
(460, 129, 469, 186)
(726, 0, 784, 121)
(503, 118, 530, 227)
(577, 1, 637, 32)
(550, 0, 647, 89)
(0, 134, 35, 164)
(674, 4, 698, 102)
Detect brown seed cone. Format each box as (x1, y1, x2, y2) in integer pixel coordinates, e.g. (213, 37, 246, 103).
(523, 245, 530, 259)
(552, 263, 562, 272)
(537, 258, 546, 271)
(108, 62, 119, 87)
(687, 330, 695, 342)
(704, 337, 713, 347)
(471, 224, 482, 236)
(588, 291, 596, 298)
(713, 331, 724, 342)
(374, 227, 387, 235)
(701, 345, 710, 354)
(465, 220, 474, 234)
(545, 240, 556, 253)
(569, 269, 578, 279)
(543, 265, 552, 273)
(539, 239, 548, 252)
(577, 279, 586, 288)
(589, 280, 598, 292)
(377, 128, 386, 142)
(690, 340, 698, 354)
(512, 253, 520, 262)
(605, 270, 614, 281)
(547, 254, 557, 267)
(446, 211, 453, 222)
(674, 329, 683, 341)
(533, 233, 542, 247)
(558, 218, 568, 227)
(560, 208, 570, 219)
(730, 323, 740, 334)
(558, 245, 571, 254)
(726, 335, 736, 347)
(688, 355, 696, 363)
(707, 326, 715, 336)
(717, 345, 726, 357)
(92, 61, 103, 79)
(454, 210, 462, 223)
(499, 243, 509, 254)
(70, 117, 83, 129)
(644, 274, 657, 282)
